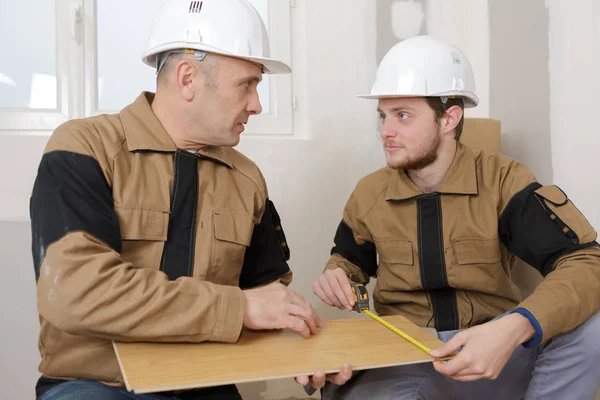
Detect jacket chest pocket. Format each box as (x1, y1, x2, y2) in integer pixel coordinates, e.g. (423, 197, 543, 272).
(114, 205, 169, 270)
(376, 239, 414, 265)
(209, 211, 254, 285)
(374, 239, 416, 292)
(450, 236, 507, 291)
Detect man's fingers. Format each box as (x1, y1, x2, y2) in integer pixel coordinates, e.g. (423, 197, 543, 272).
(311, 370, 327, 389)
(313, 284, 334, 307)
(287, 301, 321, 336)
(433, 355, 470, 377)
(304, 317, 318, 336)
(287, 289, 311, 308)
(334, 273, 355, 307)
(340, 363, 353, 378)
(327, 275, 352, 311)
(319, 277, 345, 309)
(314, 308, 324, 328)
(294, 375, 309, 385)
(430, 333, 466, 358)
(296, 364, 351, 394)
(450, 365, 497, 380)
(284, 315, 311, 338)
(308, 305, 324, 330)
(450, 374, 484, 382)
(327, 363, 353, 385)
(288, 304, 313, 321)
(302, 310, 319, 336)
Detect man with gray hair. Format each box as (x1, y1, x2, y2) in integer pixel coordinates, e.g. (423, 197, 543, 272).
(31, 1, 328, 399)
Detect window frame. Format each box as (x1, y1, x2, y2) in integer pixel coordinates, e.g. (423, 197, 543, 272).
(1, 0, 295, 136)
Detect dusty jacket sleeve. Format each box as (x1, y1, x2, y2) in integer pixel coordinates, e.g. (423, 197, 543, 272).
(497, 161, 600, 346)
(324, 188, 378, 284)
(32, 123, 245, 344)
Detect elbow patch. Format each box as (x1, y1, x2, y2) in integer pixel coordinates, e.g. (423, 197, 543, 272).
(499, 183, 598, 276)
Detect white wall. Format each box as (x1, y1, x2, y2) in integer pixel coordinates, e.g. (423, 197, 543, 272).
(488, 0, 551, 295)
(547, 0, 600, 231)
(0, 222, 41, 400)
(424, 0, 491, 119)
(489, 0, 552, 185)
(0, 139, 50, 399)
(546, 4, 600, 399)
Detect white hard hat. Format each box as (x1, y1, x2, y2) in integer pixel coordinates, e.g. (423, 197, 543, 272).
(359, 35, 479, 107)
(142, 0, 291, 74)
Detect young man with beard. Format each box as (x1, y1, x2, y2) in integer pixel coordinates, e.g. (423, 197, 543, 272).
(306, 36, 600, 399)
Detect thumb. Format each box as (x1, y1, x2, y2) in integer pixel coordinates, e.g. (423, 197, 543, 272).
(430, 332, 466, 358)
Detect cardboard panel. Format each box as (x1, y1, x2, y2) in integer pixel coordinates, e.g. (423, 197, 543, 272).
(114, 315, 445, 394)
(462, 118, 501, 153)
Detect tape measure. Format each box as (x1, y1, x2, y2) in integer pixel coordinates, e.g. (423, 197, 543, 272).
(350, 282, 432, 356)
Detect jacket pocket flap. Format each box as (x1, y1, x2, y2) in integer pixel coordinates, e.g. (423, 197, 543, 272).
(114, 206, 169, 241)
(454, 237, 501, 264)
(534, 186, 596, 244)
(375, 239, 413, 265)
(213, 212, 254, 246)
(534, 185, 568, 206)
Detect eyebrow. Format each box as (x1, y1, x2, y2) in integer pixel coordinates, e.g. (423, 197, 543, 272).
(377, 106, 416, 114)
(238, 75, 262, 84)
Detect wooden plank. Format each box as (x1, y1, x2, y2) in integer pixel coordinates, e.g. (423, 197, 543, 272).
(114, 315, 445, 394)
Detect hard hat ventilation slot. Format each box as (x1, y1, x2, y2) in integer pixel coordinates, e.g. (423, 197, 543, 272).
(189, 1, 203, 13)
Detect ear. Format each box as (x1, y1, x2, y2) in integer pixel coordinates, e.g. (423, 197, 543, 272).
(441, 105, 463, 136)
(176, 60, 196, 101)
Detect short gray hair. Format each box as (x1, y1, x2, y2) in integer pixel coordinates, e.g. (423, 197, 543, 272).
(156, 50, 219, 90)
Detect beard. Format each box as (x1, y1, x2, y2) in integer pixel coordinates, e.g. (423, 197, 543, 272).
(385, 127, 441, 170)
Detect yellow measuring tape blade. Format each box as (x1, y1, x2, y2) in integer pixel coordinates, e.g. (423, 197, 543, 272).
(362, 309, 432, 356)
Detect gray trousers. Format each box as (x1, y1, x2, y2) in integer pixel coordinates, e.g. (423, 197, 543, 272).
(323, 311, 600, 400)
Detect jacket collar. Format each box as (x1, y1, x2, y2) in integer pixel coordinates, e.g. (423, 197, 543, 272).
(120, 92, 232, 168)
(385, 143, 478, 201)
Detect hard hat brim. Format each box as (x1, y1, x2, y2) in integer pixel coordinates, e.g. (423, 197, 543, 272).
(142, 42, 291, 74)
(356, 92, 479, 108)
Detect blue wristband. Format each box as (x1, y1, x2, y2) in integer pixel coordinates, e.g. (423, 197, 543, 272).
(511, 308, 543, 348)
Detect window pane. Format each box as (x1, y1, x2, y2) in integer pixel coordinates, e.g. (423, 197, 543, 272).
(96, 0, 165, 112)
(96, 0, 272, 114)
(0, 0, 57, 109)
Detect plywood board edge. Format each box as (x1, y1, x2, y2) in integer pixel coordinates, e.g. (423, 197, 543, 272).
(112, 340, 133, 392)
(129, 358, 435, 394)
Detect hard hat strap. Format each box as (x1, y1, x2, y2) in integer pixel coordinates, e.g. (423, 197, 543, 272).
(156, 49, 207, 74)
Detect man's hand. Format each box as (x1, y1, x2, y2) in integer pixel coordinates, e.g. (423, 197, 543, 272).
(243, 281, 323, 338)
(430, 313, 535, 382)
(295, 363, 353, 394)
(313, 268, 355, 311)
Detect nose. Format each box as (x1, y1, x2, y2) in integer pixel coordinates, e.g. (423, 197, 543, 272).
(247, 91, 263, 115)
(379, 120, 397, 140)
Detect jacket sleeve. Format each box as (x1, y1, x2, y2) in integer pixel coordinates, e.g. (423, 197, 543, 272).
(498, 161, 600, 346)
(239, 199, 292, 289)
(324, 188, 378, 284)
(33, 123, 245, 344)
